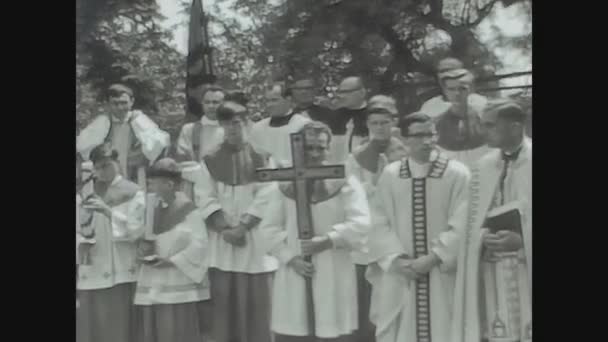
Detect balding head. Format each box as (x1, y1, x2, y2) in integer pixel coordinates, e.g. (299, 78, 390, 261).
(336, 76, 366, 109)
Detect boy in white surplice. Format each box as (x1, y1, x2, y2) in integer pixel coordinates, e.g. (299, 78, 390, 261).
(134, 158, 209, 342)
(195, 101, 277, 342)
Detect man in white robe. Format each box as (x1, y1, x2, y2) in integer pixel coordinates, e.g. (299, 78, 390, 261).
(366, 112, 470, 342)
(176, 85, 226, 162)
(345, 107, 408, 342)
(260, 122, 371, 342)
(77, 84, 171, 189)
(249, 82, 311, 165)
(195, 101, 277, 342)
(451, 100, 532, 342)
(134, 158, 209, 342)
(76, 144, 146, 342)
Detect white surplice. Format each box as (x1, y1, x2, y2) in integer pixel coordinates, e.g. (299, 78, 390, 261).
(134, 193, 210, 305)
(77, 176, 146, 290)
(176, 116, 225, 161)
(259, 176, 371, 338)
(248, 113, 311, 166)
(451, 138, 532, 342)
(195, 146, 279, 274)
(366, 152, 470, 342)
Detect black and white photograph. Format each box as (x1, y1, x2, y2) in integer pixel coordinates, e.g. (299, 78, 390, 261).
(76, 1, 532, 341)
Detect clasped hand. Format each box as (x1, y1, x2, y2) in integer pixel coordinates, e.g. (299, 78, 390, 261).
(482, 230, 523, 253)
(81, 196, 112, 218)
(300, 236, 332, 256)
(222, 225, 247, 247)
(394, 253, 440, 281)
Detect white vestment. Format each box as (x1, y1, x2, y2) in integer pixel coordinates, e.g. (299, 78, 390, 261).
(451, 139, 532, 342)
(260, 176, 371, 338)
(366, 152, 470, 342)
(176, 116, 225, 161)
(76, 176, 146, 290)
(76, 111, 170, 187)
(248, 113, 311, 166)
(134, 193, 210, 305)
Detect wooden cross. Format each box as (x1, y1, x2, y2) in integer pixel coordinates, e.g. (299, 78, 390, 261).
(256, 131, 345, 337)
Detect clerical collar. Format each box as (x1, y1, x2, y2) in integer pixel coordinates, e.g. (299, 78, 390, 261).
(110, 175, 123, 186)
(269, 110, 296, 127)
(201, 115, 220, 126)
(502, 141, 524, 162)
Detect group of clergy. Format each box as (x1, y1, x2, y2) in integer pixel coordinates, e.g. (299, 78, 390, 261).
(76, 56, 532, 342)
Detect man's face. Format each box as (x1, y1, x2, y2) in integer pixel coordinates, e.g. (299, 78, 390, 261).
(219, 116, 246, 144)
(304, 133, 330, 166)
(442, 79, 470, 103)
(93, 158, 117, 183)
(367, 113, 393, 141)
(265, 88, 292, 117)
(404, 122, 437, 161)
(110, 93, 134, 117)
(202, 91, 225, 120)
(336, 80, 365, 109)
(291, 80, 316, 107)
(147, 177, 175, 198)
(482, 112, 519, 148)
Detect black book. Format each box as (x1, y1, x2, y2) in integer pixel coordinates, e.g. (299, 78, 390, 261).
(484, 201, 522, 235)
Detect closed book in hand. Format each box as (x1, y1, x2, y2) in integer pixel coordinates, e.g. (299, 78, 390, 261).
(484, 201, 522, 235)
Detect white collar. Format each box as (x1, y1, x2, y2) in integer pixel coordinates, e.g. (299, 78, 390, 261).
(201, 116, 220, 126)
(110, 175, 123, 186)
(111, 111, 133, 124)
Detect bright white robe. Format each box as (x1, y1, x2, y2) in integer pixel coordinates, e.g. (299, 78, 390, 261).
(366, 153, 470, 342)
(420, 94, 488, 119)
(134, 193, 210, 305)
(195, 144, 279, 274)
(248, 113, 311, 166)
(176, 116, 225, 161)
(76, 111, 170, 187)
(77, 176, 146, 290)
(260, 176, 371, 338)
(451, 139, 532, 342)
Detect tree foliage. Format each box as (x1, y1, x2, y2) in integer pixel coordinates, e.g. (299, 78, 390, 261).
(76, 0, 532, 135)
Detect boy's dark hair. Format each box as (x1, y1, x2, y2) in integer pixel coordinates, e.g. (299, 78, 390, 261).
(398, 112, 432, 137)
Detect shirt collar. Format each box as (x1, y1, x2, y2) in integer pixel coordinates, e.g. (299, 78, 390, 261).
(201, 116, 220, 126)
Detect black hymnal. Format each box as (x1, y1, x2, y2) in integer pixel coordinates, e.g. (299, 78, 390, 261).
(484, 201, 522, 235)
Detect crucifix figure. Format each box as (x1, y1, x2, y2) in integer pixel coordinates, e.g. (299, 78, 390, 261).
(257, 130, 345, 336)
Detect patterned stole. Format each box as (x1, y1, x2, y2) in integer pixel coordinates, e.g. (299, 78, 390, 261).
(398, 153, 449, 342)
(476, 164, 531, 342)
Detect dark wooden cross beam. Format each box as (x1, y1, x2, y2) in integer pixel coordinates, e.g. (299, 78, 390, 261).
(256, 132, 345, 337)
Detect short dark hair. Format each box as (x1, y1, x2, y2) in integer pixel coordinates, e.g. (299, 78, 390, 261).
(90, 143, 119, 164)
(399, 112, 432, 137)
(298, 121, 333, 145)
(486, 99, 527, 123)
(108, 84, 134, 99)
(216, 101, 248, 122)
(267, 82, 292, 98)
(224, 90, 248, 106)
(201, 85, 225, 99)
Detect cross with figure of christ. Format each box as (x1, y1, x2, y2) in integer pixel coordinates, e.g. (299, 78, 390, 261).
(256, 131, 345, 337)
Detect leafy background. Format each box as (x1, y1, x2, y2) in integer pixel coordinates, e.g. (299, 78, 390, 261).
(76, 0, 532, 142)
